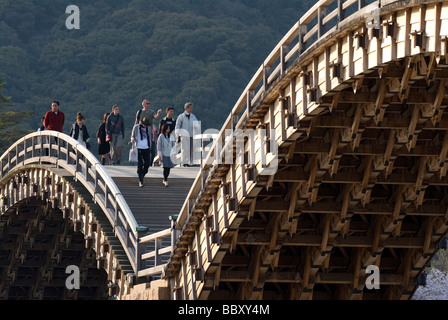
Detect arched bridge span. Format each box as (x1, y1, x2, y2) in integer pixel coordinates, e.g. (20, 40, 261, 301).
(2, 0, 448, 300)
(164, 0, 448, 300)
(0, 131, 177, 299)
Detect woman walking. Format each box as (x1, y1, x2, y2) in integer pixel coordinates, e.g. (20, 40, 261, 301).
(157, 123, 175, 187)
(96, 112, 111, 165)
(131, 117, 152, 187)
(69, 112, 90, 148)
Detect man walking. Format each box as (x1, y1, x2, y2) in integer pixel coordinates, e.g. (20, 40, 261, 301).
(135, 99, 161, 150)
(44, 100, 65, 132)
(106, 105, 125, 165)
(175, 102, 200, 167)
(159, 106, 176, 133)
(43, 100, 65, 156)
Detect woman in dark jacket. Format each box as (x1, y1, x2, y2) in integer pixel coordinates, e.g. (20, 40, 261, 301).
(96, 112, 110, 165)
(69, 112, 90, 147)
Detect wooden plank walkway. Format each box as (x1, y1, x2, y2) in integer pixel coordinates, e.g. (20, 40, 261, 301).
(105, 166, 199, 235)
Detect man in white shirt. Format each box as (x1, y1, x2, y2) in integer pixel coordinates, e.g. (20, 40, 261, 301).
(175, 102, 200, 166)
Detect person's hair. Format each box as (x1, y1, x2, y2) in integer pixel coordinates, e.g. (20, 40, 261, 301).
(52, 100, 60, 106)
(76, 112, 85, 123)
(160, 122, 171, 137)
(103, 112, 109, 122)
(184, 102, 193, 110)
(112, 105, 119, 111)
(166, 106, 174, 113)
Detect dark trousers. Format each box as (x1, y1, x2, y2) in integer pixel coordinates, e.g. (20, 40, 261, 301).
(137, 148, 151, 181)
(163, 168, 171, 181)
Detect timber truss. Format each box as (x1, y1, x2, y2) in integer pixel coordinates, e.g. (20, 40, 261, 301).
(0, 166, 133, 299)
(165, 0, 448, 300)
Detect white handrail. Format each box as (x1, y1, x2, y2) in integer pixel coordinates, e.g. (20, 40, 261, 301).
(0, 130, 142, 272)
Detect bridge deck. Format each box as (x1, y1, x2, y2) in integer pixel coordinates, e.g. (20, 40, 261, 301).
(105, 166, 199, 234)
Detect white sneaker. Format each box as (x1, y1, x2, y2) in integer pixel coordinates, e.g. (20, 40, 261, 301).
(139, 181, 144, 187)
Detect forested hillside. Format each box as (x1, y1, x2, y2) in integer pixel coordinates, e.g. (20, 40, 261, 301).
(0, 0, 313, 156)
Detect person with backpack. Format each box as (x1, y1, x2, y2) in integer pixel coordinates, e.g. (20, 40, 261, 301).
(106, 105, 125, 165)
(135, 99, 161, 141)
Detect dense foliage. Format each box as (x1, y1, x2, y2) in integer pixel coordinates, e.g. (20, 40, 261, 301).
(0, 0, 314, 158)
(0, 80, 33, 153)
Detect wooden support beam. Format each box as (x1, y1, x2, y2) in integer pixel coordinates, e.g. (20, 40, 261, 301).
(352, 77, 364, 94)
(349, 248, 365, 300)
(306, 155, 320, 205)
(406, 105, 421, 152)
(293, 139, 444, 157)
(432, 80, 448, 127)
(351, 105, 363, 141)
(329, 92, 340, 114)
(287, 182, 301, 220)
(331, 184, 353, 235)
(286, 142, 296, 164)
(321, 91, 448, 106)
(248, 197, 257, 221)
(362, 216, 384, 267)
(374, 79, 391, 125)
(400, 249, 415, 299)
(423, 217, 436, 257)
(302, 114, 448, 131)
(298, 247, 313, 300)
(320, 214, 332, 254)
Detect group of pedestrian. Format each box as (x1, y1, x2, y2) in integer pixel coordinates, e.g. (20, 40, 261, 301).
(130, 100, 198, 188)
(40, 99, 199, 188)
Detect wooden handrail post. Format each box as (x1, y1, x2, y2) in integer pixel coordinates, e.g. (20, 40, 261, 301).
(318, 5, 326, 38)
(280, 45, 289, 75)
(135, 226, 149, 272)
(170, 215, 180, 254)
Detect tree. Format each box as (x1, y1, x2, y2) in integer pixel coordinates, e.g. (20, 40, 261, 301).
(0, 80, 34, 154)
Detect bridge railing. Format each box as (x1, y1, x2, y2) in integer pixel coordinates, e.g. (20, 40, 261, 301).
(171, 0, 399, 259)
(0, 130, 145, 273)
(137, 228, 173, 278)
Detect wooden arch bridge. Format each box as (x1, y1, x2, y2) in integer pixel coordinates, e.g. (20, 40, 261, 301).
(2, 0, 448, 300)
